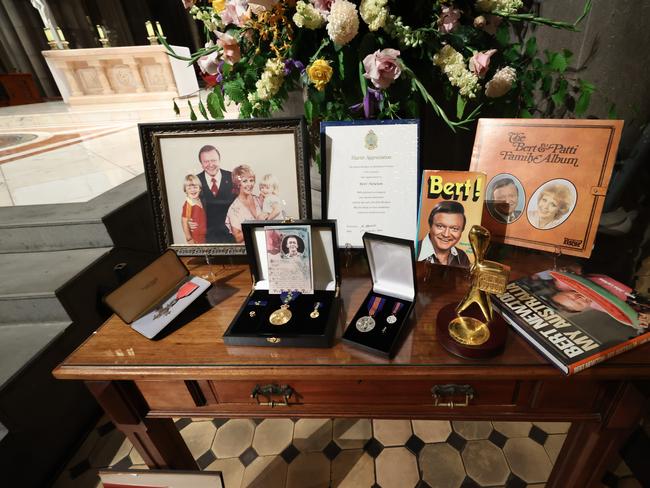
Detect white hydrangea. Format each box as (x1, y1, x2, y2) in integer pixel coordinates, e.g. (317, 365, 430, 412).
(475, 0, 523, 15)
(326, 0, 359, 46)
(360, 0, 388, 31)
(255, 58, 285, 100)
(293, 1, 325, 29)
(433, 45, 479, 99)
(485, 66, 517, 97)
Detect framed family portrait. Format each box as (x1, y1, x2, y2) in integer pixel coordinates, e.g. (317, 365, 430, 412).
(140, 117, 311, 255)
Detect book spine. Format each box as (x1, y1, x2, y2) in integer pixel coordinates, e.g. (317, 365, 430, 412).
(570, 333, 650, 374)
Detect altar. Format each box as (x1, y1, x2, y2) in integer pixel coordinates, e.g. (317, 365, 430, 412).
(42, 45, 199, 105)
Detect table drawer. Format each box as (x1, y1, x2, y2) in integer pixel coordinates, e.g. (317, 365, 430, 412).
(206, 379, 524, 408)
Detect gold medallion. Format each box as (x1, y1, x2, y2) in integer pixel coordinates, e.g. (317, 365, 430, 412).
(310, 301, 322, 319)
(269, 304, 292, 325)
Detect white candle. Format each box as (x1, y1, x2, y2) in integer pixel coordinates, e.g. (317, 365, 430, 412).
(43, 27, 53, 42)
(56, 27, 66, 41)
(96, 25, 105, 39)
(145, 21, 155, 37)
(155, 21, 164, 37)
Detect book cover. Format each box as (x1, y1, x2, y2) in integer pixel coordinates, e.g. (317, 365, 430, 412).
(416, 170, 486, 268)
(469, 118, 624, 258)
(493, 270, 650, 374)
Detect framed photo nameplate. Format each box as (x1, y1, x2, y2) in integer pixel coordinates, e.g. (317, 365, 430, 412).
(321, 120, 419, 248)
(140, 117, 310, 256)
(469, 118, 623, 258)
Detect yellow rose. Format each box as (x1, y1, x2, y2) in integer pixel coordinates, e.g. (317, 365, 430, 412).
(307, 59, 333, 91)
(212, 0, 226, 12)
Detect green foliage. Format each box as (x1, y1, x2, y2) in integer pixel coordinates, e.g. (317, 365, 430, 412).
(206, 91, 225, 119)
(173, 0, 597, 130)
(187, 101, 197, 121)
(198, 98, 209, 120)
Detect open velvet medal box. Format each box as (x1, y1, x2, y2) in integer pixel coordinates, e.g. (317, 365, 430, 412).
(343, 233, 417, 358)
(223, 220, 340, 347)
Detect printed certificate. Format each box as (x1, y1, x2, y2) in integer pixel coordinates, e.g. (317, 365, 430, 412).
(322, 120, 419, 248)
(265, 225, 314, 294)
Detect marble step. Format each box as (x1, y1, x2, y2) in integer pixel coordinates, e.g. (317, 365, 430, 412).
(0, 174, 146, 253)
(0, 248, 110, 324)
(0, 321, 70, 391)
(0, 100, 188, 129)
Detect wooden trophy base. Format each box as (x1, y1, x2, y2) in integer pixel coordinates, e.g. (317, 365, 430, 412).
(436, 303, 507, 359)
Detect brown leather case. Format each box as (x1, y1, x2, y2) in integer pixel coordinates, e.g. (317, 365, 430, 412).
(104, 250, 189, 324)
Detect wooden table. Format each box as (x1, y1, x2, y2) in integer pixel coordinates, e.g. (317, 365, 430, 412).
(53, 255, 650, 487)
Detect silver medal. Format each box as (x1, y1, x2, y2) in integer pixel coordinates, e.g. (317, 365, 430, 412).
(355, 315, 376, 332)
(386, 314, 397, 324)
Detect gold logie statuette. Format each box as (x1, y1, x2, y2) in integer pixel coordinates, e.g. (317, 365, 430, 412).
(448, 225, 510, 346)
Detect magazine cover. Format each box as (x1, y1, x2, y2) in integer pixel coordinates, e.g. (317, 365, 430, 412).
(416, 170, 486, 268)
(469, 118, 624, 258)
(493, 270, 650, 374)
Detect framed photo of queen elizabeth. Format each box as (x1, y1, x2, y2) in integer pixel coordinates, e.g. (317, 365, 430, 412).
(139, 117, 311, 256)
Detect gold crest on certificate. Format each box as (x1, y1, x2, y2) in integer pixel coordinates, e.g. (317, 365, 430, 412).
(265, 225, 314, 294)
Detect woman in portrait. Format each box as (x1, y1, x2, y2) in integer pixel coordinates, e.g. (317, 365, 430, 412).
(528, 182, 575, 230)
(226, 164, 262, 243)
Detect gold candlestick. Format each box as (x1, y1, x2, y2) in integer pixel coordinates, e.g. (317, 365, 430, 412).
(145, 20, 159, 45)
(96, 25, 110, 47)
(44, 27, 58, 50)
(55, 27, 70, 49)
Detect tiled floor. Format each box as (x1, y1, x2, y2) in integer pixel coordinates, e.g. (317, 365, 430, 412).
(53, 417, 644, 488)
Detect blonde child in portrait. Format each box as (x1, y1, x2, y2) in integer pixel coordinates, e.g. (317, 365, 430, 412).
(259, 173, 286, 220)
(181, 174, 207, 244)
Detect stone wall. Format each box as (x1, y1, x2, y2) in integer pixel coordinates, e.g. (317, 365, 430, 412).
(536, 0, 650, 156)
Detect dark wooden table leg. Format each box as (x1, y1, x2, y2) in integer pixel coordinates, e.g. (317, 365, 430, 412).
(547, 382, 647, 488)
(86, 380, 198, 470)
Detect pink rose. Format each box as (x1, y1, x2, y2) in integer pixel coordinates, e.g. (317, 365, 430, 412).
(216, 32, 241, 64)
(469, 49, 497, 78)
(438, 6, 461, 33)
(197, 51, 220, 75)
(363, 48, 401, 90)
(312, 0, 333, 14)
(221, 0, 250, 26)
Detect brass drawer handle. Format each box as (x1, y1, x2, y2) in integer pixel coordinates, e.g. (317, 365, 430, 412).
(431, 384, 475, 408)
(251, 384, 294, 407)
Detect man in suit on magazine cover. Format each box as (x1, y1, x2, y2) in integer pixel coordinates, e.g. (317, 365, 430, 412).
(195, 145, 236, 243)
(417, 201, 470, 268)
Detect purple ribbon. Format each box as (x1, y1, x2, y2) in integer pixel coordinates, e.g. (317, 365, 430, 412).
(350, 87, 383, 119)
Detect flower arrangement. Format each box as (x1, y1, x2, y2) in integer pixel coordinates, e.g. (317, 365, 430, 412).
(169, 0, 594, 133)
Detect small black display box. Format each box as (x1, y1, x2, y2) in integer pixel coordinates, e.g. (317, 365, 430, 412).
(342, 233, 416, 358)
(223, 220, 340, 347)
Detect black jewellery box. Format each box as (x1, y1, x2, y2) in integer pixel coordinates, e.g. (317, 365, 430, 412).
(342, 233, 417, 358)
(223, 220, 341, 347)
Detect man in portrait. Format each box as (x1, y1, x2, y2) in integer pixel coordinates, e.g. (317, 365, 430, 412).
(417, 201, 470, 268)
(489, 177, 521, 224)
(282, 235, 304, 258)
(195, 145, 236, 242)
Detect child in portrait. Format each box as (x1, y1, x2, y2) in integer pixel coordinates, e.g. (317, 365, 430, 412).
(259, 173, 286, 220)
(181, 174, 207, 244)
